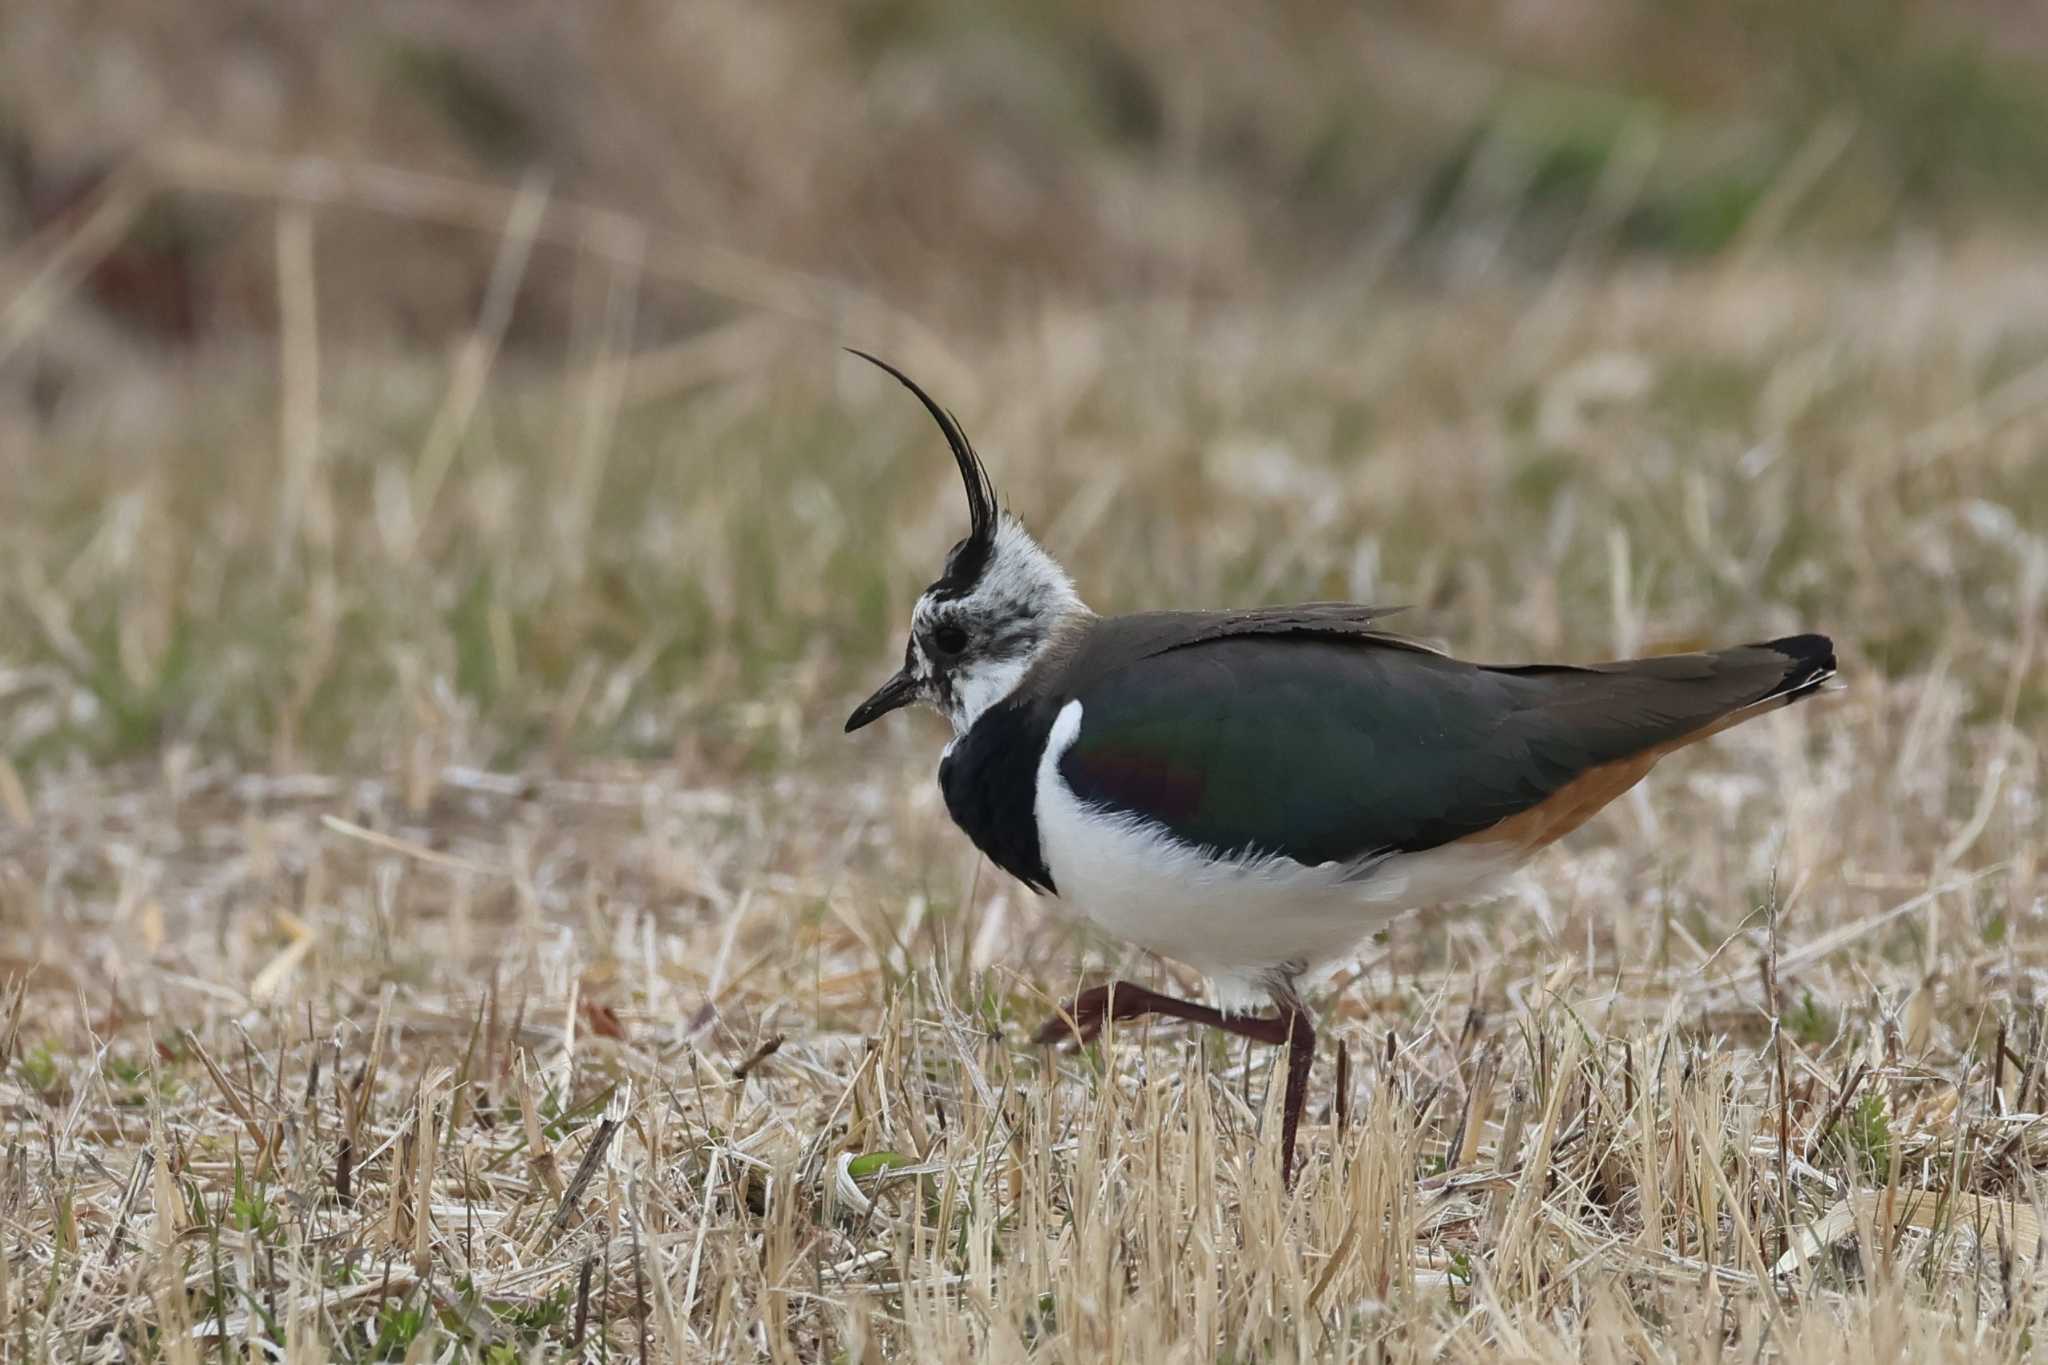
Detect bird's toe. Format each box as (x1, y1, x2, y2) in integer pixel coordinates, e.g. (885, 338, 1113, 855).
(1032, 989, 1107, 1046)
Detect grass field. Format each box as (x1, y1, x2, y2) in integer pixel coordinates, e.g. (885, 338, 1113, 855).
(4, 4, 2048, 1361)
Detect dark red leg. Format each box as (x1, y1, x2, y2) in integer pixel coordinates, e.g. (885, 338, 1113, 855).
(1034, 980, 1317, 1185)
(1276, 1001, 1314, 1188)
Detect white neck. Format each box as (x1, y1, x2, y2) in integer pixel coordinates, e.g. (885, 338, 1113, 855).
(947, 655, 1037, 735)
(936, 519, 1091, 734)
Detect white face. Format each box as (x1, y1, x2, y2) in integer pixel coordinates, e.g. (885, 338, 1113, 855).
(904, 517, 1087, 733)
(841, 351, 1091, 741)
(848, 514, 1089, 739)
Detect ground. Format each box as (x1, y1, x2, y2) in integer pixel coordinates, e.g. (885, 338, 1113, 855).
(2, 3, 2048, 1361)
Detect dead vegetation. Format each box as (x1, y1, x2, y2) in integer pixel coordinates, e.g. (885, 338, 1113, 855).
(4, 3, 2048, 1361)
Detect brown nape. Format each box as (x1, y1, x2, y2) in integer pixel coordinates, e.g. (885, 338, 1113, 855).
(1468, 686, 1815, 855)
(1036, 982, 1316, 1188)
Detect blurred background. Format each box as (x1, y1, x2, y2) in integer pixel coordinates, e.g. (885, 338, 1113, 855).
(4, 9, 2047, 1355)
(2, 0, 2045, 778)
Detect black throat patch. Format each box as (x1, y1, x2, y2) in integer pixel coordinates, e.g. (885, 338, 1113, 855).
(936, 695, 1057, 895)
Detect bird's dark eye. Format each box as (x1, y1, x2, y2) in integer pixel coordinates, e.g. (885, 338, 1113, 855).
(932, 624, 969, 657)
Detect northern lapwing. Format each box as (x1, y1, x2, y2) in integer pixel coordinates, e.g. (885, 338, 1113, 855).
(844, 351, 1836, 1185)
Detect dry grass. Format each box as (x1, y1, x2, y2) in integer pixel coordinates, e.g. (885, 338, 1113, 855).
(4, 6, 2048, 1360)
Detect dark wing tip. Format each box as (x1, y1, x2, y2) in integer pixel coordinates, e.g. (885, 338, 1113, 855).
(1760, 632, 1837, 698)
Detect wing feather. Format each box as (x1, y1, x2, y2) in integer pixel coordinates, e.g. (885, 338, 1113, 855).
(1056, 632, 1831, 865)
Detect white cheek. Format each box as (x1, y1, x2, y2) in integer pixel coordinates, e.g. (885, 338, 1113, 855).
(947, 656, 1031, 733)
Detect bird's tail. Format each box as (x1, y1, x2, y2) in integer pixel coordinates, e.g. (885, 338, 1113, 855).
(1660, 632, 1838, 749)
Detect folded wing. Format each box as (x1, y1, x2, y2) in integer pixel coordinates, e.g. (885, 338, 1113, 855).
(1057, 632, 1834, 866)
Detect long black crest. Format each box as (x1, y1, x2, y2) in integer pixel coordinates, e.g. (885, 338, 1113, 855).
(848, 349, 998, 593)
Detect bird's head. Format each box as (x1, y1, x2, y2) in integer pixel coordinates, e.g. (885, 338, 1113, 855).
(844, 352, 1088, 737)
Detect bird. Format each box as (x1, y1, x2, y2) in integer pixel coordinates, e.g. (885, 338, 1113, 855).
(843, 350, 1836, 1186)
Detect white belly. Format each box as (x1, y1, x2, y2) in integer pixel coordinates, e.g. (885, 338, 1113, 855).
(1033, 700, 1522, 1012)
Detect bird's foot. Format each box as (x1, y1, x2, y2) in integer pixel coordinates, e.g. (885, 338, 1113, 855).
(1031, 985, 1113, 1047)
(1031, 981, 1203, 1047)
